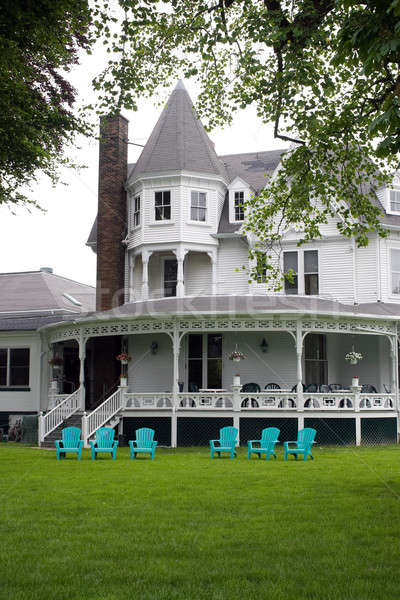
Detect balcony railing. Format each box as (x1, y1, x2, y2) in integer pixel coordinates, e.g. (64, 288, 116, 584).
(123, 391, 396, 412)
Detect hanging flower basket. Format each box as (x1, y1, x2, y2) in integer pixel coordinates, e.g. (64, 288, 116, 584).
(116, 352, 131, 365)
(228, 349, 246, 362)
(345, 351, 363, 365)
(49, 356, 63, 367)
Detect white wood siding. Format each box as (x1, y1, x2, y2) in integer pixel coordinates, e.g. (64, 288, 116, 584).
(319, 240, 354, 303)
(185, 253, 212, 296)
(355, 237, 378, 303)
(127, 334, 173, 392)
(217, 238, 249, 295)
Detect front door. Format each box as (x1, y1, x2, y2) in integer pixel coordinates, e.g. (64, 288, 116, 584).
(187, 333, 223, 391)
(305, 334, 328, 385)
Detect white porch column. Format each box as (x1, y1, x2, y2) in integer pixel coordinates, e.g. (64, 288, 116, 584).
(390, 335, 397, 400)
(171, 324, 182, 448)
(298, 415, 304, 432)
(78, 332, 86, 411)
(141, 250, 151, 300)
(207, 251, 217, 296)
(355, 416, 361, 446)
(296, 321, 304, 411)
(173, 248, 187, 298)
(128, 253, 136, 302)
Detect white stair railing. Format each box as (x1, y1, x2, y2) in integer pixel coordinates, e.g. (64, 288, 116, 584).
(82, 388, 123, 447)
(39, 388, 82, 443)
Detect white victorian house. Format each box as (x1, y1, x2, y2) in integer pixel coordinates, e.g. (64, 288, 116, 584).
(3, 81, 400, 448)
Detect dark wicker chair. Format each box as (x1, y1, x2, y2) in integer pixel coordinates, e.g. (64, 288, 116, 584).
(241, 382, 260, 408)
(188, 382, 199, 392)
(264, 383, 281, 390)
(291, 383, 306, 392)
(361, 384, 377, 393)
(319, 384, 330, 393)
(305, 383, 319, 393)
(329, 383, 343, 392)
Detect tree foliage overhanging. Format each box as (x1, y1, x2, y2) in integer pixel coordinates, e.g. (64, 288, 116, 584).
(0, 1, 91, 207)
(2, 0, 400, 287)
(93, 0, 400, 286)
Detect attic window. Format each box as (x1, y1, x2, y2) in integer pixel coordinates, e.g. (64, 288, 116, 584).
(234, 191, 245, 221)
(390, 189, 400, 213)
(63, 293, 82, 307)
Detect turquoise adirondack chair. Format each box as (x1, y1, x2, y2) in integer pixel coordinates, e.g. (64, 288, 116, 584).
(247, 427, 280, 460)
(210, 426, 238, 459)
(284, 428, 316, 461)
(55, 426, 83, 460)
(129, 428, 158, 459)
(89, 427, 118, 460)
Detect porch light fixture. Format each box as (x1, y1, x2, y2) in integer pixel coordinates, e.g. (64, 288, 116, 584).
(150, 341, 158, 355)
(260, 338, 268, 353)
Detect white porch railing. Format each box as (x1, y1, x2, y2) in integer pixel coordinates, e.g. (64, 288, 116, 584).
(39, 388, 82, 442)
(121, 391, 396, 412)
(82, 387, 124, 446)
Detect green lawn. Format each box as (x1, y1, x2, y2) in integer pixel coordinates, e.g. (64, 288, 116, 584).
(1, 444, 400, 600)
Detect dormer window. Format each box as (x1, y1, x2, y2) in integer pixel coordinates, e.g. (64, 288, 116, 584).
(155, 191, 171, 221)
(390, 189, 400, 213)
(133, 195, 141, 227)
(234, 191, 245, 221)
(191, 191, 207, 222)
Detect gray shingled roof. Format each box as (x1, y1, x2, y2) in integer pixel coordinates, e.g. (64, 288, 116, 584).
(217, 192, 242, 234)
(220, 149, 286, 193)
(128, 81, 228, 182)
(43, 295, 400, 326)
(0, 271, 95, 320)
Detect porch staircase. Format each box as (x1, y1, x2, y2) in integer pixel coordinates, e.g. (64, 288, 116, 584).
(83, 387, 124, 447)
(40, 413, 84, 448)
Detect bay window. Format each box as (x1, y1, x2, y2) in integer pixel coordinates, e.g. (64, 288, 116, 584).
(155, 190, 171, 221)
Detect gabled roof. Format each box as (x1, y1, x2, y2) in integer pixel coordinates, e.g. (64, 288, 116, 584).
(220, 149, 285, 193)
(128, 81, 228, 182)
(0, 271, 95, 328)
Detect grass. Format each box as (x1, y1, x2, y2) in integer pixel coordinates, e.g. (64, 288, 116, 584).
(0, 444, 400, 600)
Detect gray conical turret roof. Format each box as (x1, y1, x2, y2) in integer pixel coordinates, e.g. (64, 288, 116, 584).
(129, 81, 228, 181)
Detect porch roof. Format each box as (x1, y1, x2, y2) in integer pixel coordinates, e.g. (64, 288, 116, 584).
(39, 295, 400, 331)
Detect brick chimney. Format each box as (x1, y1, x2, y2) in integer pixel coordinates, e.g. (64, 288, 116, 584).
(96, 115, 128, 311)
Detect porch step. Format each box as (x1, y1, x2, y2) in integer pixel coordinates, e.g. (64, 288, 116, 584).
(40, 413, 84, 448)
(87, 414, 121, 443)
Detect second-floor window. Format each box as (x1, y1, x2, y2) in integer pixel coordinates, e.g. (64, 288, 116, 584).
(0, 348, 30, 387)
(133, 195, 140, 227)
(155, 190, 171, 221)
(234, 191, 245, 221)
(283, 250, 319, 295)
(191, 191, 207, 222)
(391, 249, 400, 294)
(304, 250, 319, 295)
(390, 189, 400, 212)
(283, 251, 298, 294)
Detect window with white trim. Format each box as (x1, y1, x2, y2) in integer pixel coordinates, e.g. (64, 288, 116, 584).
(390, 189, 400, 213)
(155, 190, 171, 221)
(283, 251, 298, 294)
(304, 250, 319, 295)
(191, 191, 207, 222)
(256, 253, 268, 283)
(283, 250, 319, 295)
(391, 249, 400, 294)
(133, 195, 140, 227)
(234, 191, 245, 221)
(0, 348, 30, 387)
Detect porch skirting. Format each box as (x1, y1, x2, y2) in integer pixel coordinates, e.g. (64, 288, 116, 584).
(120, 414, 398, 447)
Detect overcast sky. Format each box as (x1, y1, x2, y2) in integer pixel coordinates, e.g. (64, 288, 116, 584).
(0, 36, 286, 287)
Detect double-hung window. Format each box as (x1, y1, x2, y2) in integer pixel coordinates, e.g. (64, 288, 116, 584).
(191, 191, 207, 222)
(133, 195, 140, 227)
(256, 253, 268, 283)
(391, 249, 400, 294)
(0, 348, 30, 387)
(155, 191, 171, 221)
(283, 252, 298, 294)
(234, 191, 245, 221)
(283, 250, 319, 295)
(390, 189, 400, 213)
(304, 250, 319, 295)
